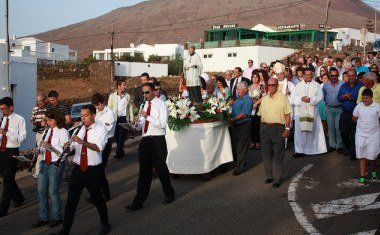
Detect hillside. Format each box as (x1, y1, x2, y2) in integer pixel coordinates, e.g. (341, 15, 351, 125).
(33, 0, 379, 59)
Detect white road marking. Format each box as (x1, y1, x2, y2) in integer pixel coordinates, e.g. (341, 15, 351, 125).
(312, 193, 380, 219)
(288, 164, 320, 234)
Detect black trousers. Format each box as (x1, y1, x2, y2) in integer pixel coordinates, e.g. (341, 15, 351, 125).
(0, 148, 24, 215)
(63, 165, 108, 233)
(250, 115, 261, 144)
(133, 136, 174, 205)
(339, 111, 356, 159)
(231, 122, 251, 171)
(100, 139, 112, 197)
(115, 116, 128, 158)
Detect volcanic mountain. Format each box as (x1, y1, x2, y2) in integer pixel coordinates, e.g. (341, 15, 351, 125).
(33, 0, 379, 59)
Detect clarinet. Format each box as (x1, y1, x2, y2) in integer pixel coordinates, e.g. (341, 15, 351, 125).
(56, 122, 83, 168)
(132, 98, 146, 138)
(28, 126, 49, 171)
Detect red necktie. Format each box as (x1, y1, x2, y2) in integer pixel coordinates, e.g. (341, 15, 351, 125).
(143, 101, 151, 134)
(80, 129, 88, 172)
(45, 129, 53, 165)
(1, 119, 9, 152)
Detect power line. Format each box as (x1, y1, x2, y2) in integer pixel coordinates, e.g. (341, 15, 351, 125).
(14, 0, 310, 48)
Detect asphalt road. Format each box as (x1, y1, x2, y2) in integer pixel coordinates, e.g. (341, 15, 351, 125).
(1, 137, 379, 235)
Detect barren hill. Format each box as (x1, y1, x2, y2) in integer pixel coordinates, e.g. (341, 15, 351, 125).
(33, 0, 379, 59)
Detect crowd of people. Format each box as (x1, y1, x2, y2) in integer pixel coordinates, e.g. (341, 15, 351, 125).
(0, 47, 379, 234)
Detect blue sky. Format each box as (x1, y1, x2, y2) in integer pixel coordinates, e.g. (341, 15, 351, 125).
(0, 0, 379, 38)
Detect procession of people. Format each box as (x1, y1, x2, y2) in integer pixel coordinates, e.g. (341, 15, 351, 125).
(0, 47, 379, 234)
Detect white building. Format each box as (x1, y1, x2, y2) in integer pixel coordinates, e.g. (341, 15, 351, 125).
(0, 43, 37, 150)
(7, 37, 77, 63)
(251, 24, 277, 32)
(93, 43, 184, 61)
(331, 28, 380, 50)
(195, 46, 295, 72)
(114, 61, 168, 77)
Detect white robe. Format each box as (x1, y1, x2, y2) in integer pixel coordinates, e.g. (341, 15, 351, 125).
(183, 52, 203, 87)
(291, 81, 327, 155)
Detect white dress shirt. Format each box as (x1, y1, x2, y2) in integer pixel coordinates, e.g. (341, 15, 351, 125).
(41, 127, 70, 162)
(353, 102, 380, 138)
(96, 106, 115, 139)
(1, 113, 27, 148)
(72, 122, 108, 166)
(117, 94, 127, 117)
(138, 97, 168, 137)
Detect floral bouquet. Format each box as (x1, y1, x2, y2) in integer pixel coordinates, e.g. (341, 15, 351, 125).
(166, 97, 231, 131)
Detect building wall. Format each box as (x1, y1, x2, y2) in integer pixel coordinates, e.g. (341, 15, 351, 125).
(331, 28, 380, 46)
(0, 44, 37, 150)
(114, 61, 168, 77)
(197, 46, 295, 72)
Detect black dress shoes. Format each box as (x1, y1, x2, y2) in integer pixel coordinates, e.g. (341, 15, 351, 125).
(328, 147, 336, 153)
(99, 223, 111, 235)
(162, 196, 175, 205)
(337, 147, 344, 154)
(264, 178, 273, 184)
(48, 219, 62, 228)
(32, 220, 48, 228)
(125, 203, 143, 211)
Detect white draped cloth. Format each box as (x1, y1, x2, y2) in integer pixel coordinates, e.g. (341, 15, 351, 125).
(291, 80, 327, 155)
(166, 121, 233, 174)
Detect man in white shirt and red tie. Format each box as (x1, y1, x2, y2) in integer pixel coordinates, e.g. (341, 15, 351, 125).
(125, 83, 175, 211)
(0, 97, 26, 218)
(55, 105, 110, 235)
(85, 93, 116, 204)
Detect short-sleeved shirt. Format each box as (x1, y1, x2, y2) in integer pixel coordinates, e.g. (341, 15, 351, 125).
(48, 101, 71, 117)
(353, 102, 380, 137)
(258, 91, 292, 124)
(357, 83, 380, 105)
(231, 94, 253, 124)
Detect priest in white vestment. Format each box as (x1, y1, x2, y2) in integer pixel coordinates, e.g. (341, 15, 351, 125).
(291, 68, 327, 157)
(183, 45, 203, 102)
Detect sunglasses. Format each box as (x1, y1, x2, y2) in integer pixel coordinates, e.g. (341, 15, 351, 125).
(330, 75, 339, 77)
(143, 91, 151, 95)
(268, 84, 277, 87)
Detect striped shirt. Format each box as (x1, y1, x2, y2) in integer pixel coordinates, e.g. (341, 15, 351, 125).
(30, 106, 47, 133)
(48, 101, 71, 117)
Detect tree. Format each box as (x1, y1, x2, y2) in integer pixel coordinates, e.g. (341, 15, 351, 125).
(167, 53, 183, 76)
(83, 55, 97, 64)
(148, 54, 163, 62)
(119, 54, 145, 62)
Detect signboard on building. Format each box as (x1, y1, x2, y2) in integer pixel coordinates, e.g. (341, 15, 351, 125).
(319, 24, 331, 29)
(211, 24, 238, 29)
(277, 24, 306, 31)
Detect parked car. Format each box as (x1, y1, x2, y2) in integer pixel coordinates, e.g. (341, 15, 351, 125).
(70, 102, 92, 123)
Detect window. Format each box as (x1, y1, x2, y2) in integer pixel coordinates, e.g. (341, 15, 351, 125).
(24, 46, 31, 51)
(227, 52, 237, 58)
(203, 54, 213, 59)
(51, 48, 55, 52)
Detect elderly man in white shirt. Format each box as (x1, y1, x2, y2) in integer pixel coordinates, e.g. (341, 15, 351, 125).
(107, 77, 134, 160)
(0, 97, 26, 218)
(57, 104, 111, 235)
(125, 83, 175, 211)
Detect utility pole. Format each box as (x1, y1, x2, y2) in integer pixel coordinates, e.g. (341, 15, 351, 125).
(3, 0, 11, 96)
(324, 0, 331, 52)
(110, 27, 115, 85)
(375, 10, 377, 43)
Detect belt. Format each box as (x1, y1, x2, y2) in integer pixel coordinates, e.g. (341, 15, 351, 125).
(261, 122, 283, 126)
(142, 135, 164, 139)
(73, 163, 101, 169)
(327, 105, 342, 108)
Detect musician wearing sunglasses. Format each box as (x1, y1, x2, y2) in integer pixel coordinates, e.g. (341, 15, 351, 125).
(126, 83, 175, 211)
(0, 97, 26, 218)
(107, 77, 134, 160)
(32, 108, 69, 229)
